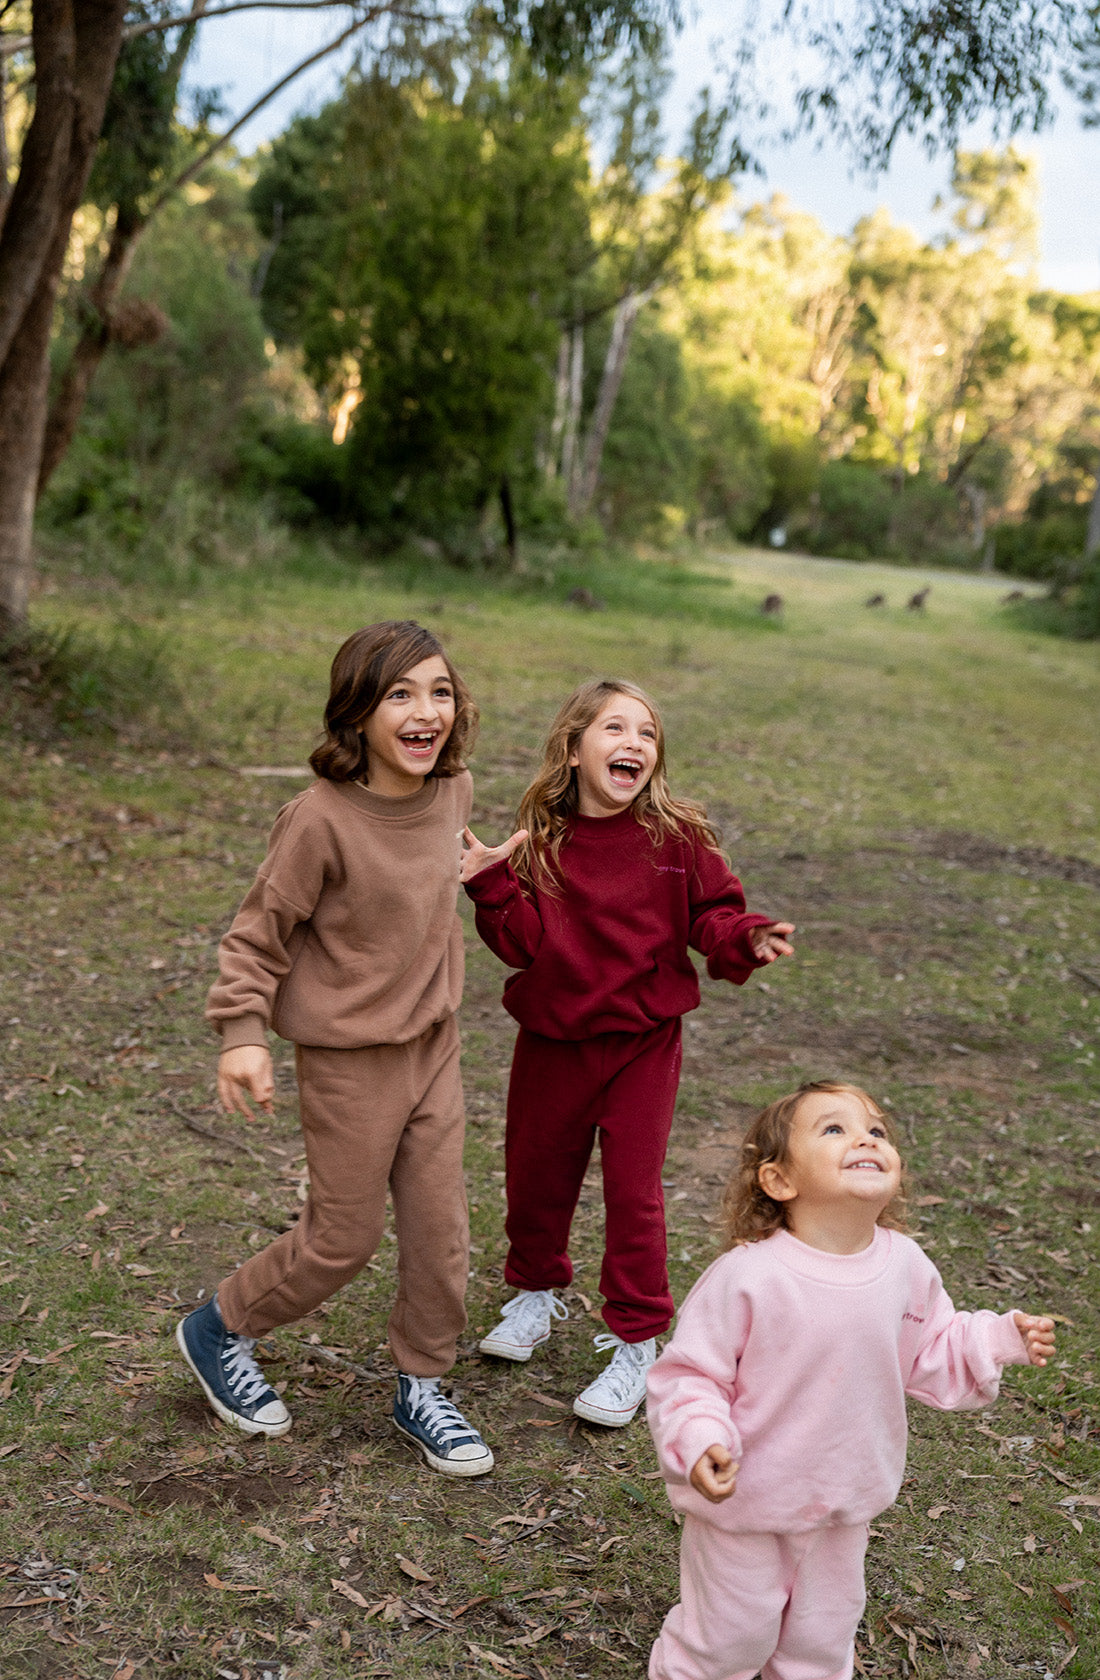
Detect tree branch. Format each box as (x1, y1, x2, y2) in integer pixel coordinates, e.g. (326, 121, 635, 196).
(145, 7, 386, 214)
(0, 0, 443, 60)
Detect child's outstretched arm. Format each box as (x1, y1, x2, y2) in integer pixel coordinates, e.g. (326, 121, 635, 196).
(1013, 1312, 1056, 1366)
(690, 1444, 739, 1503)
(218, 1044, 275, 1121)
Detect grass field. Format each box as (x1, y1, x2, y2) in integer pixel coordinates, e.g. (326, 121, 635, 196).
(1, 539, 1098, 1679)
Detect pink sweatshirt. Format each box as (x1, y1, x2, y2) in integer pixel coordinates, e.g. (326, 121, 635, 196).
(646, 1226, 1028, 1534)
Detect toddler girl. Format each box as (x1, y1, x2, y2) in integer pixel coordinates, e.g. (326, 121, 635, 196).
(461, 678, 793, 1426)
(177, 620, 493, 1475)
(646, 1080, 1056, 1680)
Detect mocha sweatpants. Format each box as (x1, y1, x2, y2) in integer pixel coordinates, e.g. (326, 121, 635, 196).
(650, 1519, 869, 1680)
(217, 1015, 468, 1377)
(502, 1017, 682, 1342)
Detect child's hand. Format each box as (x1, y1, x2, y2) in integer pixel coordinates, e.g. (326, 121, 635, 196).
(218, 1045, 275, 1120)
(750, 921, 795, 964)
(1014, 1312, 1056, 1367)
(689, 1444, 739, 1503)
(460, 825, 529, 883)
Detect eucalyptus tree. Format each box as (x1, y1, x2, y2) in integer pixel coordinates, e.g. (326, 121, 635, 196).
(0, 0, 673, 636)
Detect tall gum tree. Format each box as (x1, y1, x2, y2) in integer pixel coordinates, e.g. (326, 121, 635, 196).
(0, 0, 673, 638)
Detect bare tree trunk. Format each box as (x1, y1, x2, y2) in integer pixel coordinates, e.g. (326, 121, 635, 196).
(0, 0, 126, 638)
(38, 206, 142, 495)
(1086, 469, 1100, 562)
(560, 320, 584, 504)
(570, 287, 649, 521)
(0, 54, 12, 236)
(545, 327, 569, 482)
(499, 473, 518, 569)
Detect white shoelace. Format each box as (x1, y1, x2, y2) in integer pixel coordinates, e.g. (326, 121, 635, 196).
(405, 1379, 477, 1445)
(220, 1336, 272, 1406)
(499, 1290, 568, 1337)
(590, 1334, 652, 1401)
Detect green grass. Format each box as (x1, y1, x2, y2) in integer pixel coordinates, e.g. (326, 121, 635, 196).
(0, 537, 1097, 1678)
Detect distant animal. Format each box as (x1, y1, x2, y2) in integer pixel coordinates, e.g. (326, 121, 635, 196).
(1001, 588, 1026, 603)
(566, 585, 605, 611)
(864, 593, 886, 608)
(760, 593, 784, 615)
(907, 586, 931, 611)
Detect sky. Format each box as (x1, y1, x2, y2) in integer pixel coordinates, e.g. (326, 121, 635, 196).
(184, 2, 1100, 294)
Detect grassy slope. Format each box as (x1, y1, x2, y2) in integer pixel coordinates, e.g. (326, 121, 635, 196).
(1, 542, 1097, 1679)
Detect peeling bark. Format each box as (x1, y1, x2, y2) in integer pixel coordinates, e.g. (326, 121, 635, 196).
(0, 0, 127, 637)
(1086, 470, 1100, 562)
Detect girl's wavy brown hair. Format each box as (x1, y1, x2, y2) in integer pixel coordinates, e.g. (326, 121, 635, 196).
(513, 678, 721, 892)
(721, 1080, 909, 1247)
(309, 620, 477, 784)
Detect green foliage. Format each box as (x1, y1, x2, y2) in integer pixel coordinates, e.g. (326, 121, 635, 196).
(802, 460, 971, 566)
(44, 172, 269, 533)
(994, 508, 1089, 582)
(252, 53, 591, 536)
(0, 618, 182, 738)
(596, 315, 692, 534)
(87, 3, 185, 215)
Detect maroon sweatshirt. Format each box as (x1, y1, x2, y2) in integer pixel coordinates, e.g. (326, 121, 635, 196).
(463, 807, 775, 1040)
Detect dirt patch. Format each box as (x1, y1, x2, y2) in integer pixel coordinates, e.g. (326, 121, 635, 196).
(132, 1467, 303, 1515)
(909, 828, 1100, 888)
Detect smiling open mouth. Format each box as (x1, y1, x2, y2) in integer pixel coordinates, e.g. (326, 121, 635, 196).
(400, 732, 439, 753)
(608, 759, 642, 786)
(844, 1159, 884, 1172)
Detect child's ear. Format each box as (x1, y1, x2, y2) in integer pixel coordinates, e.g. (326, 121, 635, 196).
(758, 1161, 797, 1203)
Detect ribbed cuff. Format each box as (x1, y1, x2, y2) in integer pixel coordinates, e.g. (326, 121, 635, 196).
(217, 1014, 269, 1052)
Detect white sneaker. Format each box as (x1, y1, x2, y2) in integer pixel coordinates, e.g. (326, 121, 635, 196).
(573, 1333, 656, 1427)
(479, 1290, 568, 1362)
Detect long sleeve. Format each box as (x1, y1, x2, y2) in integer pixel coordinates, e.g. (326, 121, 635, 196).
(687, 843, 775, 986)
(463, 857, 544, 970)
(647, 1260, 750, 1491)
(206, 802, 325, 1048)
(904, 1266, 1029, 1411)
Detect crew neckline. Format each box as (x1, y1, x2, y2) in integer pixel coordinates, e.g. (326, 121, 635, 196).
(768, 1224, 894, 1283)
(332, 776, 441, 820)
(570, 806, 642, 835)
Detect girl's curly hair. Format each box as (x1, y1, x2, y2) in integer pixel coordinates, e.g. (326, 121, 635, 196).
(513, 678, 722, 893)
(309, 620, 476, 784)
(721, 1080, 909, 1248)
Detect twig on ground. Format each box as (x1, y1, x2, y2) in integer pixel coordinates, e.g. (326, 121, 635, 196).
(159, 1094, 266, 1163)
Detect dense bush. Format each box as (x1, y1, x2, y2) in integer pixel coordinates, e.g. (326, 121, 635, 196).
(801, 460, 972, 566)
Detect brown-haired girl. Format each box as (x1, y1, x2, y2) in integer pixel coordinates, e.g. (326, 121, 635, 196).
(177, 621, 494, 1475)
(646, 1081, 1055, 1680)
(461, 678, 793, 1426)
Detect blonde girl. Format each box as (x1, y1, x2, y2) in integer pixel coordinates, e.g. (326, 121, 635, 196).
(461, 679, 793, 1426)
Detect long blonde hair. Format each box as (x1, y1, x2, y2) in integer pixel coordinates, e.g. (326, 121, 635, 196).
(722, 1081, 909, 1247)
(513, 679, 721, 892)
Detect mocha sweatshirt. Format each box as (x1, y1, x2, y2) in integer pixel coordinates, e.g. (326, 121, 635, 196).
(646, 1226, 1029, 1535)
(205, 772, 471, 1050)
(463, 807, 774, 1039)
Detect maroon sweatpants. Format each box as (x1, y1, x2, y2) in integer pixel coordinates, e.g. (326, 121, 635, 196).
(502, 1018, 682, 1342)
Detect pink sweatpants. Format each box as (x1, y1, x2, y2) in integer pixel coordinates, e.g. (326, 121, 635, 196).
(650, 1519, 868, 1680)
